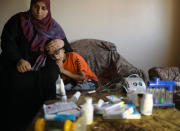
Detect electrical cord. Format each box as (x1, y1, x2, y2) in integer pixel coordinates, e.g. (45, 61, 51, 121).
(96, 74, 141, 94)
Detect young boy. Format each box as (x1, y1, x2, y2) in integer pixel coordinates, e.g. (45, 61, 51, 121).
(45, 39, 98, 91)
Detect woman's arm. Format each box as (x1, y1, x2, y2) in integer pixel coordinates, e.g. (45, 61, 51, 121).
(1, 14, 33, 72)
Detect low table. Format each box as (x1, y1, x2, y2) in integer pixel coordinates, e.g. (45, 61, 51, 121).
(26, 92, 180, 131)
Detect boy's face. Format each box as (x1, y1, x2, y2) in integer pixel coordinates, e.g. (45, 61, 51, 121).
(45, 39, 65, 61)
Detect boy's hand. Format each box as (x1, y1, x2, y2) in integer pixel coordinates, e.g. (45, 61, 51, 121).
(76, 71, 87, 83)
(77, 79, 87, 84)
(56, 58, 65, 72)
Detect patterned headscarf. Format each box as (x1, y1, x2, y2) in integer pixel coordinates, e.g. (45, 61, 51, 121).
(20, 0, 66, 70)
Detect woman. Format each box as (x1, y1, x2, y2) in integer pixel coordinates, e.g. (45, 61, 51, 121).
(0, 0, 72, 130)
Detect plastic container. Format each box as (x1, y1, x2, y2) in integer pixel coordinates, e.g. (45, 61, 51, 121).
(70, 91, 81, 103)
(56, 75, 61, 96)
(64, 114, 87, 131)
(153, 87, 159, 104)
(140, 93, 153, 116)
(127, 89, 138, 107)
(166, 86, 174, 104)
(96, 99, 104, 109)
(147, 77, 176, 106)
(82, 97, 94, 125)
(60, 78, 67, 102)
(56, 75, 67, 101)
(34, 118, 64, 131)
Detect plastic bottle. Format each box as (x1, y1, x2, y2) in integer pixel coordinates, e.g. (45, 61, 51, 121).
(60, 78, 67, 102)
(127, 89, 138, 107)
(70, 91, 81, 103)
(73, 114, 87, 131)
(82, 97, 94, 125)
(166, 86, 174, 104)
(64, 113, 87, 131)
(56, 75, 61, 96)
(96, 99, 104, 109)
(56, 75, 67, 102)
(140, 93, 153, 115)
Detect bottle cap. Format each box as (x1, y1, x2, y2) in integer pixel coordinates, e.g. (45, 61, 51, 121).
(34, 118, 45, 131)
(85, 97, 92, 104)
(64, 120, 74, 131)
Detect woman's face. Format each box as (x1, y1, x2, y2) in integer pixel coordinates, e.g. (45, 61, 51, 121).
(31, 1, 48, 20)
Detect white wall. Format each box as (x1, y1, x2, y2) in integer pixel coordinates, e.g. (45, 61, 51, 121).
(0, 0, 179, 77)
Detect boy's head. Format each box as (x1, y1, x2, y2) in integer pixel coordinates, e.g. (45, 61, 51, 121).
(45, 39, 65, 60)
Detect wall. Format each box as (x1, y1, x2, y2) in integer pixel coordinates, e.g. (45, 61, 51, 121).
(168, 0, 180, 65)
(0, 0, 179, 77)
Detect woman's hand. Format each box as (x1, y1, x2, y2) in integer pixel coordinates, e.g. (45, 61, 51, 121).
(45, 39, 64, 55)
(17, 59, 32, 73)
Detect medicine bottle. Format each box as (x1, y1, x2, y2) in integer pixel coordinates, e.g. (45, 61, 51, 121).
(140, 93, 153, 116)
(82, 97, 94, 125)
(56, 75, 67, 102)
(64, 114, 87, 131)
(70, 91, 81, 103)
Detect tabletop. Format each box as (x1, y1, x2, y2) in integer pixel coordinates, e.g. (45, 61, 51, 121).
(26, 91, 180, 131)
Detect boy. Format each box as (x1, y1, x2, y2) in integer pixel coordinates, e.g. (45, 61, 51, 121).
(45, 39, 98, 90)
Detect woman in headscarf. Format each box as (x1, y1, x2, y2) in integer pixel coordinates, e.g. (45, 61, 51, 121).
(0, 0, 72, 130)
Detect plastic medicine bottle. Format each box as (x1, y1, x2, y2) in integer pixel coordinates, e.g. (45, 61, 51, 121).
(56, 75, 61, 96)
(70, 91, 81, 103)
(140, 93, 153, 116)
(82, 97, 94, 125)
(56, 75, 67, 101)
(64, 114, 87, 131)
(60, 78, 67, 102)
